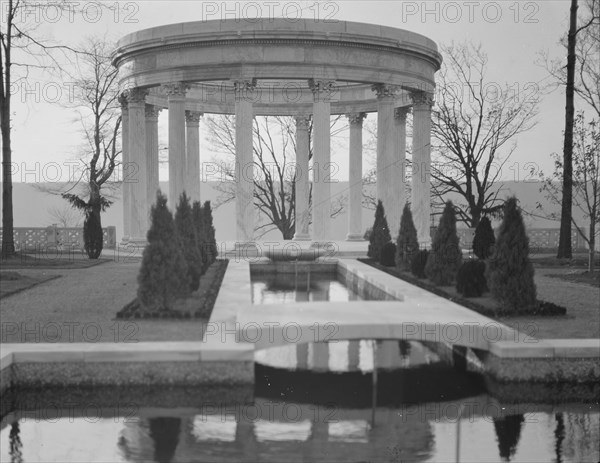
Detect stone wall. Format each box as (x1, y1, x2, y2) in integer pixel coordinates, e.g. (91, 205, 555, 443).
(431, 227, 589, 252)
(0, 226, 117, 251)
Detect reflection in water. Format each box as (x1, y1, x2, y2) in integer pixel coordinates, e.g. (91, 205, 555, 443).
(555, 412, 565, 463)
(8, 422, 22, 463)
(1, 349, 599, 462)
(255, 340, 439, 373)
(251, 272, 366, 304)
(149, 418, 181, 463)
(493, 415, 525, 462)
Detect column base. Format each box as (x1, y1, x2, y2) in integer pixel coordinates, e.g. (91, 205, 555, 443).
(418, 240, 432, 250)
(345, 234, 365, 241)
(293, 233, 312, 241)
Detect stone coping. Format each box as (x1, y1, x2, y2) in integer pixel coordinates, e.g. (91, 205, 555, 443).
(487, 339, 600, 359)
(0, 341, 253, 370)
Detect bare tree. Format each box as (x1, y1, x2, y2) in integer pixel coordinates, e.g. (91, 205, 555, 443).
(47, 205, 82, 228)
(205, 115, 346, 239)
(541, 112, 599, 272)
(430, 42, 539, 228)
(541, 0, 599, 258)
(0, 0, 82, 257)
(58, 37, 121, 258)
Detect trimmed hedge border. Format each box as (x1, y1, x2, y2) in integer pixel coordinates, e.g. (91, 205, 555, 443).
(116, 259, 229, 320)
(359, 258, 566, 317)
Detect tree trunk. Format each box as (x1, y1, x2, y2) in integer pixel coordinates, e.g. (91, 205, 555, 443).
(84, 183, 104, 259)
(1, 109, 14, 257)
(558, 0, 579, 259)
(282, 224, 294, 240)
(1, 0, 15, 257)
(589, 221, 595, 273)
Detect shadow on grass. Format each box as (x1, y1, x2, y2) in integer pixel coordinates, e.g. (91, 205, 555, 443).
(0, 272, 61, 298)
(0, 251, 111, 269)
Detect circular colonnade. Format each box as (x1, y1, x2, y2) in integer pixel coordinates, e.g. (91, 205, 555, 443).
(112, 18, 442, 245)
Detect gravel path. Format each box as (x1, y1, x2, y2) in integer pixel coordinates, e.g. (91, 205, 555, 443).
(0, 260, 206, 343)
(498, 268, 599, 339)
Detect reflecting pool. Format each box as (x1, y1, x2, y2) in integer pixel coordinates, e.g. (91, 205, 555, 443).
(2, 340, 598, 462)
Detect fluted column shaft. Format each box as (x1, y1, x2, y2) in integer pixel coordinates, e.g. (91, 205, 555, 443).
(165, 82, 188, 208)
(411, 92, 434, 248)
(145, 104, 160, 211)
(186, 111, 202, 203)
(394, 107, 409, 234)
(235, 80, 255, 243)
(374, 84, 398, 237)
(293, 115, 311, 241)
(119, 95, 131, 241)
(310, 80, 334, 243)
(127, 88, 148, 241)
(346, 112, 366, 240)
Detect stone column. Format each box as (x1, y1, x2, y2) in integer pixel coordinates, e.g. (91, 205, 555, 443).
(145, 104, 161, 212)
(234, 79, 255, 244)
(394, 107, 409, 227)
(310, 79, 334, 244)
(346, 112, 366, 240)
(312, 342, 330, 371)
(185, 110, 202, 203)
(164, 82, 188, 209)
(348, 340, 361, 371)
(127, 88, 149, 243)
(373, 84, 399, 237)
(293, 115, 311, 241)
(296, 343, 309, 369)
(411, 92, 434, 248)
(119, 94, 131, 242)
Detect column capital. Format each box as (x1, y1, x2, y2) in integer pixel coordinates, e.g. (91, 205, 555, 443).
(233, 78, 257, 93)
(394, 106, 410, 120)
(185, 110, 203, 124)
(346, 112, 367, 125)
(145, 104, 161, 120)
(118, 93, 129, 111)
(308, 79, 336, 102)
(372, 83, 399, 99)
(163, 82, 189, 99)
(295, 115, 311, 130)
(125, 87, 148, 106)
(410, 91, 434, 108)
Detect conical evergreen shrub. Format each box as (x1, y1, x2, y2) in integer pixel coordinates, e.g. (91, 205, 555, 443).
(138, 191, 190, 311)
(202, 201, 218, 265)
(175, 193, 203, 292)
(473, 216, 495, 259)
(367, 200, 392, 260)
(486, 197, 537, 311)
(192, 201, 208, 274)
(425, 201, 462, 285)
(83, 210, 103, 259)
(395, 203, 419, 271)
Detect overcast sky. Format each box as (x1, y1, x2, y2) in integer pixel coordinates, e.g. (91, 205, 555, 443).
(6, 1, 576, 184)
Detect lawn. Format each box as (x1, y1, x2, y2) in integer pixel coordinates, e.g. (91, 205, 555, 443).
(544, 270, 599, 287)
(361, 260, 599, 340)
(0, 258, 226, 344)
